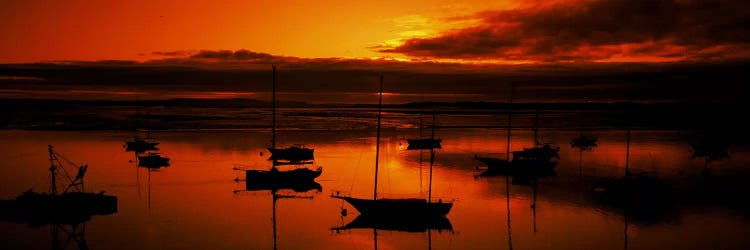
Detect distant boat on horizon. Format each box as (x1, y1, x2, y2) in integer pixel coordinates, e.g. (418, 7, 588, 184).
(332, 75, 453, 218)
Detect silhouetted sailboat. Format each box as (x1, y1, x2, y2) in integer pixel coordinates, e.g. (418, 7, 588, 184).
(125, 135, 159, 152)
(0, 145, 117, 226)
(234, 66, 323, 184)
(332, 75, 453, 217)
(509, 107, 559, 169)
(267, 65, 314, 162)
(125, 103, 159, 152)
(475, 84, 558, 177)
(406, 107, 442, 150)
(593, 127, 665, 204)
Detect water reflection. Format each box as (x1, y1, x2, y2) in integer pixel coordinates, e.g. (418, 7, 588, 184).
(234, 179, 321, 250)
(0, 128, 749, 249)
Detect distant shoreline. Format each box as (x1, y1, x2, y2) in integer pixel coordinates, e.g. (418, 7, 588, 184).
(1, 98, 746, 136)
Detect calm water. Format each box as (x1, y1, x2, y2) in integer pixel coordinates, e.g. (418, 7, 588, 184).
(1, 127, 749, 249)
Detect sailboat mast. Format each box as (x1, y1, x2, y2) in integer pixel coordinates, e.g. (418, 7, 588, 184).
(428, 112, 436, 203)
(273, 194, 278, 250)
(272, 65, 276, 150)
(506, 83, 515, 161)
(373, 75, 383, 201)
(48, 145, 57, 195)
(625, 126, 631, 176)
(533, 105, 539, 146)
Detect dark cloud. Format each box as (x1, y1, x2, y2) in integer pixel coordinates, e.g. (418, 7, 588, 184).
(382, 0, 750, 62)
(189, 49, 277, 61)
(152, 50, 194, 57)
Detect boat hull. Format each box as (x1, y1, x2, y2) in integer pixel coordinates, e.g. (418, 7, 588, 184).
(138, 155, 171, 168)
(2, 192, 118, 226)
(246, 167, 323, 185)
(406, 138, 442, 150)
(268, 147, 314, 162)
(476, 156, 557, 177)
(125, 141, 159, 152)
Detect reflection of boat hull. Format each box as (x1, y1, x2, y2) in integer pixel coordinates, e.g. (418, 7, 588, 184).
(475, 156, 557, 176)
(1, 192, 118, 226)
(246, 167, 323, 184)
(334, 196, 452, 217)
(571, 136, 597, 149)
(333, 213, 453, 232)
(246, 180, 322, 193)
(268, 146, 314, 162)
(406, 138, 442, 150)
(138, 155, 170, 168)
(125, 141, 159, 152)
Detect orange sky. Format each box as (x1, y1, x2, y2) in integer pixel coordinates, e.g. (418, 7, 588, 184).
(1, 0, 748, 64)
(0, 0, 517, 63)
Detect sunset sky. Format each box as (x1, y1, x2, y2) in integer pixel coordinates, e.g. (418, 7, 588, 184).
(2, 0, 748, 64)
(1, 0, 749, 102)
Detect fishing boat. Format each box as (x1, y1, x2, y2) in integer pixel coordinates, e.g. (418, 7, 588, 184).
(0, 145, 117, 225)
(332, 75, 453, 218)
(266, 65, 314, 162)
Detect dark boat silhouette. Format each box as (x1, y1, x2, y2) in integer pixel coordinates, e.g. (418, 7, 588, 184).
(0, 145, 117, 227)
(510, 107, 560, 166)
(475, 86, 558, 176)
(689, 135, 730, 169)
(267, 65, 314, 162)
(333, 75, 453, 217)
(593, 127, 669, 213)
(125, 137, 159, 152)
(138, 151, 171, 168)
(124, 104, 159, 153)
(234, 66, 322, 186)
(406, 101, 442, 150)
(406, 138, 442, 150)
(268, 144, 314, 162)
(244, 162, 323, 187)
(571, 134, 598, 150)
